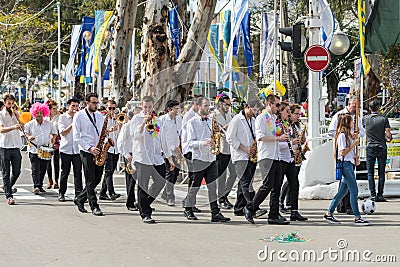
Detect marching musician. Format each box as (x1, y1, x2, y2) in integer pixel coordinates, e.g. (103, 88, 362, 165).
(130, 96, 170, 224)
(72, 92, 105, 216)
(99, 100, 121, 201)
(183, 97, 230, 222)
(160, 100, 182, 207)
(226, 100, 263, 216)
(45, 100, 60, 190)
(243, 94, 290, 225)
(213, 94, 236, 209)
(57, 98, 82, 202)
(25, 102, 57, 195)
(117, 110, 137, 211)
(277, 103, 308, 221)
(0, 94, 23, 204)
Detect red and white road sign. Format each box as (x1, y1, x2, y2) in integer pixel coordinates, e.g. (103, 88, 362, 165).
(304, 45, 330, 72)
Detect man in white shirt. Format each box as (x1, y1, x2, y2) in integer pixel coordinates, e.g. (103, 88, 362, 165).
(160, 100, 182, 206)
(0, 94, 23, 205)
(183, 97, 230, 223)
(25, 102, 57, 195)
(130, 96, 171, 224)
(99, 100, 121, 201)
(117, 110, 137, 211)
(213, 94, 236, 209)
(57, 98, 82, 202)
(73, 92, 105, 216)
(226, 100, 261, 216)
(243, 94, 290, 225)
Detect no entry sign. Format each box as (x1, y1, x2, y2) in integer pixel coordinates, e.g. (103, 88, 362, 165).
(304, 45, 330, 72)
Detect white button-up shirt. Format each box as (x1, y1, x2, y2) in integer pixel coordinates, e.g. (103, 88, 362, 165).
(130, 111, 164, 165)
(212, 109, 233, 155)
(58, 112, 79, 155)
(106, 117, 119, 154)
(187, 116, 216, 162)
(226, 111, 256, 163)
(24, 119, 57, 154)
(160, 113, 182, 158)
(45, 114, 59, 132)
(73, 109, 104, 153)
(328, 107, 365, 138)
(117, 119, 133, 158)
(256, 110, 279, 161)
(0, 109, 22, 148)
(181, 108, 199, 155)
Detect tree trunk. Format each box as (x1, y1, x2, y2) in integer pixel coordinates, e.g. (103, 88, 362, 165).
(0, 49, 8, 86)
(140, 0, 217, 112)
(112, 0, 138, 107)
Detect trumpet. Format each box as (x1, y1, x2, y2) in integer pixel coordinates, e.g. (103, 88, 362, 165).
(116, 112, 128, 124)
(145, 112, 156, 133)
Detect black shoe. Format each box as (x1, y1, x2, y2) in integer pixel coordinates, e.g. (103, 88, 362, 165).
(376, 196, 387, 202)
(346, 209, 354, 215)
(280, 205, 290, 214)
(58, 194, 65, 202)
(211, 212, 231, 222)
(254, 208, 268, 218)
(73, 199, 87, 213)
(243, 207, 254, 224)
(142, 216, 156, 224)
(184, 210, 198, 220)
(225, 198, 234, 209)
(92, 207, 104, 216)
(127, 205, 138, 211)
(268, 217, 290, 225)
(290, 211, 308, 221)
(219, 201, 231, 210)
(39, 188, 46, 193)
(110, 193, 121, 201)
(99, 194, 111, 201)
(11, 188, 17, 194)
(192, 206, 201, 213)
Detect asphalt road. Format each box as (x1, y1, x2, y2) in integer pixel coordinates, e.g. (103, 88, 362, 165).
(0, 152, 399, 266)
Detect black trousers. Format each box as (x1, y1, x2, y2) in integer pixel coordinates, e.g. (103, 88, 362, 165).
(29, 153, 50, 189)
(216, 153, 236, 202)
(100, 152, 119, 196)
(247, 159, 283, 219)
(76, 151, 104, 210)
(59, 152, 83, 197)
(124, 158, 136, 208)
(1, 148, 22, 198)
(279, 161, 300, 210)
(233, 160, 256, 213)
(135, 162, 166, 218)
(162, 157, 180, 201)
(279, 165, 301, 207)
(46, 149, 60, 182)
(184, 160, 220, 215)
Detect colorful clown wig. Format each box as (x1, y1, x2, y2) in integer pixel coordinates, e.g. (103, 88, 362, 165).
(30, 102, 50, 118)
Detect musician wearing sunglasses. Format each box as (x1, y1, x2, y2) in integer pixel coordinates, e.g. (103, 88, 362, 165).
(99, 100, 121, 201)
(24, 102, 57, 195)
(0, 94, 23, 204)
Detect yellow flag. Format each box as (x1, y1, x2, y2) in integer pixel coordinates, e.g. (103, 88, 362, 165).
(93, 11, 113, 74)
(358, 0, 371, 74)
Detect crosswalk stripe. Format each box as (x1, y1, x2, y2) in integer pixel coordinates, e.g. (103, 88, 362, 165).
(13, 188, 45, 200)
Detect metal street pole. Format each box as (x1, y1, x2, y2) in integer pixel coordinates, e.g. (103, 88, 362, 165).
(307, 0, 322, 150)
(57, 1, 61, 105)
(273, 0, 277, 94)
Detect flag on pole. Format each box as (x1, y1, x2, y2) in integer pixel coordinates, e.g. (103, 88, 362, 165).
(169, 7, 181, 59)
(259, 12, 277, 80)
(64, 25, 82, 85)
(75, 16, 94, 83)
(93, 11, 113, 74)
(241, 11, 253, 77)
(358, 0, 371, 74)
(221, 0, 248, 83)
(317, 0, 335, 49)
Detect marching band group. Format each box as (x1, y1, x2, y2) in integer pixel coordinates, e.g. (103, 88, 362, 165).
(1, 91, 369, 225)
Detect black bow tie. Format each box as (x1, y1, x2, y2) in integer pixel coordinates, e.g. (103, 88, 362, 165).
(201, 117, 208, 121)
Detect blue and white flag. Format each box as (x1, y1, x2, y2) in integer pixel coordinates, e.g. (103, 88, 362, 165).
(75, 16, 95, 83)
(64, 25, 82, 86)
(241, 11, 253, 77)
(317, 0, 335, 49)
(259, 12, 277, 79)
(221, 0, 248, 83)
(169, 7, 181, 59)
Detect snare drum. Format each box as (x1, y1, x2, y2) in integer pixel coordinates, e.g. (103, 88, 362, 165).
(38, 146, 54, 160)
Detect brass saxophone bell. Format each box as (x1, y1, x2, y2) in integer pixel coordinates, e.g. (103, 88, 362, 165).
(125, 162, 136, 174)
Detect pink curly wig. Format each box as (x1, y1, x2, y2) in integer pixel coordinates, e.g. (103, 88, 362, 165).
(30, 102, 50, 118)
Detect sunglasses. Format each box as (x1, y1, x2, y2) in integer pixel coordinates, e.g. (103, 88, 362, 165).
(108, 107, 116, 110)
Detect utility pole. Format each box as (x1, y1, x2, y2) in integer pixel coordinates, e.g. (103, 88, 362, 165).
(57, 1, 61, 104)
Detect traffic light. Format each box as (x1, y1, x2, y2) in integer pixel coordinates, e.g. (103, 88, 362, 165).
(279, 23, 303, 58)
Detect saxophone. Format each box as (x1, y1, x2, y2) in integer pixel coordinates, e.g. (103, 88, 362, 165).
(210, 114, 224, 155)
(94, 112, 115, 166)
(293, 121, 307, 165)
(249, 139, 258, 163)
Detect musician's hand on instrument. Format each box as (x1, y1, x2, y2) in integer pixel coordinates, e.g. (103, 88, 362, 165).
(294, 150, 300, 156)
(126, 154, 133, 162)
(13, 124, 20, 130)
(292, 138, 300, 145)
(249, 147, 257, 156)
(89, 146, 101, 155)
(204, 139, 214, 147)
(28, 135, 35, 141)
(278, 134, 290, 142)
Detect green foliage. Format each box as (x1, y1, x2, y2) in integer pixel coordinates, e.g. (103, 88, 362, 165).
(380, 44, 400, 103)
